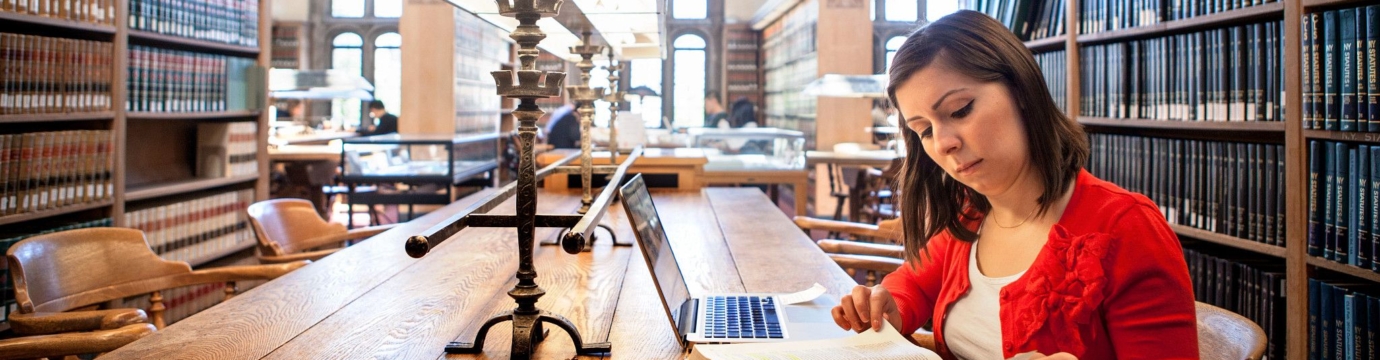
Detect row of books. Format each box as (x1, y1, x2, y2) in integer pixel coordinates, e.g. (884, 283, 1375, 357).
(126, 45, 261, 113)
(969, 0, 1065, 41)
(0, 130, 113, 216)
(0, 0, 114, 25)
(124, 188, 254, 265)
(1033, 50, 1067, 114)
(1087, 134, 1285, 245)
(1079, 20, 1285, 123)
(1301, 6, 1380, 132)
(0, 217, 112, 321)
(1183, 248, 1285, 360)
(195, 122, 257, 178)
(129, 0, 260, 47)
(1077, 0, 1280, 35)
(0, 33, 114, 115)
(1307, 141, 1380, 270)
(1309, 278, 1377, 360)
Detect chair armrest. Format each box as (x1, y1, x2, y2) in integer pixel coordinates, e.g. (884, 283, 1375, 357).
(9, 309, 148, 336)
(826, 254, 904, 274)
(793, 217, 886, 238)
(295, 224, 395, 251)
(176, 261, 310, 286)
(0, 323, 155, 360)
(346, 224, 396, 238)
(816, 240, 905, 259)
(258, 248, 340, 264)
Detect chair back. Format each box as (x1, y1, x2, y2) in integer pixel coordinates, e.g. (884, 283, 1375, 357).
(7, 228, 192, 313)
(1195, 302, 1267, 360)
(247, 198, 347, 256)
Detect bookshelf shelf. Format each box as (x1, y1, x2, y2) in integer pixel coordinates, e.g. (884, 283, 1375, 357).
(1303, 0, 1378, 8)
(1077, 2, 1284, 45)
(126, 110, 262, 121)
(0, 11, 116, 36)
(1170, 224, 1287, 258)
(0, 200, 114, 227)
(127, 30, 260, 57)
(1302, 130, 1380, 144)
(1024, 35, 1066, 52)
(125, 175, 259, 202)
(0, 111, 116, 124)
(1078, 117, 1287, 132)
(186, 240, 255, 268)
(1307, 257, 1380, 283)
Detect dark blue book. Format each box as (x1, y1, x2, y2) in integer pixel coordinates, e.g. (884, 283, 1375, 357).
(1324, 282, 1336, 360)
(1360, 9, 1371, 126)
(1312, 279, 1322, 360)
(1340, 143, 1352, 264)
(1328, 142, 1339, 261)
(1314, 13, 1327, 130)
(1327, 10, 1341, 131)
(1352, 146, 1362, 266)
(1343, 9, 1359, 132)
(1338, 285, 1349, 359)
(1306, 13, 1316, 129)
(1372, 146, 1380, 271)
(1369, 6, 1380, 132)
(1361, 145, 1372, 269)
(1369, 295, 1378, 360)
(1314, 140, 1327, 256)
(1348, 293, 1358, 360)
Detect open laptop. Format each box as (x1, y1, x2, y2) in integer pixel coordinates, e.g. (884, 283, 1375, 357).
(618, 174, 848, 347)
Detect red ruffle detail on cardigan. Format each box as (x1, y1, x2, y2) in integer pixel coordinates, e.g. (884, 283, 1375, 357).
(1004, 225, 1115, 355)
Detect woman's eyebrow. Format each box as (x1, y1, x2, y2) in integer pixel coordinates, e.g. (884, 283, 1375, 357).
(931, 88, 967, 110)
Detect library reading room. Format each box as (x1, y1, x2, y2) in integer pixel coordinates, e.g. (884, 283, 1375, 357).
(0, 0, 1373, 358)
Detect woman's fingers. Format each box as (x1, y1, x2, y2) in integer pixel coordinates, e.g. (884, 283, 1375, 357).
(831, 305, 851, 329)
(839, 295, 863, 331)
(869, 287, 892, 331)
(851, 286, 873, 330)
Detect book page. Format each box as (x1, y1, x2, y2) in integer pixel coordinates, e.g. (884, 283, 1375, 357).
(689, 322, 941, 360)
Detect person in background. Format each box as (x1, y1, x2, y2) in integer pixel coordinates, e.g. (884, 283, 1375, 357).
(359, 100, 399, 136)
(729, 96, 759, 128)
(832, 10, 1197, 360)
(544, 98, 581, 149)
(704, 91, 729, 128)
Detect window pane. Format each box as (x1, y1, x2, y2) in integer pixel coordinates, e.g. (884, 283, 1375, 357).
(376, 33, 402, 48)
(672, 49, 705, 129)
(332, 47, 364, 127)
(884, 36, 906, 73)
(332, 0, 365, 18)
(672, 0, 706, 19)
(375, 0, 402, 18)
(589, 67, 611, 127)
(673, 34, 706, 49)
(333, 33, 364, 47)
(886, 0, 917, 22)
(629, 58, 662, 128)
(375, 47, 402, 118)
(926, 0, 959, 21)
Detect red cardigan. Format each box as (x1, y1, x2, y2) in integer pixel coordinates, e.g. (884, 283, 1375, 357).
(881, 170, 1199, 359)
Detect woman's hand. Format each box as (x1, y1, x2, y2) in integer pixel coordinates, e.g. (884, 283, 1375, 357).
(1026, 352, 1078, 360)
(831, 285, 902, 332)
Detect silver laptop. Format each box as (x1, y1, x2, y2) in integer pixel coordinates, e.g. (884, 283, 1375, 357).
(618, 174, 848, 347)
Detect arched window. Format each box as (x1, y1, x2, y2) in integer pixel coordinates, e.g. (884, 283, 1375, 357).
(672, 34, 706, 128)
(374, 0, 402, 17)
(629, 58, 663, 128)
(672, 0, 706, 19)
(886, 0, 917, 22)
(927, 0, 959, 21)
(885, 36, 907, 73)
(870, 0, 876, 21)
(373, 32, 402, 118)
(332, 33, 365, 127)
(331, 0, 365, 18)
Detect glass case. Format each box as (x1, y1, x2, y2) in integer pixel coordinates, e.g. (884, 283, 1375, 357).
(341, 133, 500, 184)
(686, 127, 806, 171)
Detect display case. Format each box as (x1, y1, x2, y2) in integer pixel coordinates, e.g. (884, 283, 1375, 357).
(339, 133, 500, 225)
(688, 127, 806, 172)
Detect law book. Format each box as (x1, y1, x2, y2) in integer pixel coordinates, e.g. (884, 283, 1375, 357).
(1339, 143, 1352, 264)
(1360, 9, 1371, 128)
(1352, 146, 1362, 266)
(1344, 9, 1360, 132)
(1327, 10, 1341, 131)
(1327, 141, 1339, 260)
(1312, 279, 1322, 359)
(1360, 145, 1372, 269)
(1372, 146, 1380, 271)
(1369, 6, 1380, 132)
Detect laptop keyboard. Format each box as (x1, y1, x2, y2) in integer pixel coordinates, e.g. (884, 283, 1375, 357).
(703, 295, 784, 339)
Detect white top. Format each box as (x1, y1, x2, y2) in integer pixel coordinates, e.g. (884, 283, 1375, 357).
(945, 240, 1027, 360)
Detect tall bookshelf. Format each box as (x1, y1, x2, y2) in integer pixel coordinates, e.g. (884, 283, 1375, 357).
(760, 2, 818, 148)
(271, 21, 305, 69)
(724, 22, 763, 122)
(0, 0, 271, 326)
(973, 0, 1376, 358)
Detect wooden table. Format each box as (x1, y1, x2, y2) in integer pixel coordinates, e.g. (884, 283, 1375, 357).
(537, 148, 709, 191)
(101, 187, 858, 359)
(805, 150, 903, 168)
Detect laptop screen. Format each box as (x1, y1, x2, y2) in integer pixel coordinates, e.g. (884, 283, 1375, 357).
(618, 174, 693, 331)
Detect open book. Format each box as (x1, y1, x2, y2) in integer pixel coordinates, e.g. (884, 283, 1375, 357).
(688, 322, 942, 360)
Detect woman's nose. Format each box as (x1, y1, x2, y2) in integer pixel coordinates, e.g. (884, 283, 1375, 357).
(932, 125, 961, 154)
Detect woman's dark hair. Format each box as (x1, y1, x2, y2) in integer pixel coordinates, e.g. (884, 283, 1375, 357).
(887, 10, 1087, 266)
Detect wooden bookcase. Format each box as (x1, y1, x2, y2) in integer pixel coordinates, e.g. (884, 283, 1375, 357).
(0, 0, 272, 322)
(271, 21, 306, 70)
(1016, 0, 1374, 357)
(723, 22, 763, 123)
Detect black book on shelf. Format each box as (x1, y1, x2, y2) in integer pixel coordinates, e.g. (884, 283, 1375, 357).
(1310, 278, 1320, 360)
(1369, 6, 1380, 132)
(1335, 284, 1348, 359)
(1371, 146, 1380, 271)
(1369, 296, 1378, 360)
(1348, 293, 1368, 360)
(1343, 8, 1359, 132)
(1322, 281, 1335, 360)
(1327, 10, 1341, 131)
(1312, 13, 1325, 130)
(1327, 141, 1338, 260)
(1360, 145, 1373, 269)
(1278, 145, 1285, 243)
(1360, 9, 1371, 128)
(1352, 145, 1363, 266)
(1339, 142, 1353, 264)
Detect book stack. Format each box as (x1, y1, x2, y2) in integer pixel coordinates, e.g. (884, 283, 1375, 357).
(1301, 5, 1379, 132)
(1183, 248, 1285, 360)
(0, 0, 114, 25)
(969, 0, 1065, 41)
(270, 24, 300, 69)
(1076, 0, 1162, 35)
(128, 0, 259, 47)
(124, 188, 254, 265)
(1033, 50, 1067, 114)
(0, 130, 114, 216)
(127, 45, 261, 112)
(1088, 134, 1285, 245)
(1164, 0, 1278, 22)
(1307, 141, 1380, 270)
(761, 3, 817, 144)
(196, 122, 258, 178)
(1080, 20, 1284, 122)
(0, 217, 112, 321)
(0, 33, 114, 115)
(1307, 279, 1377, 360)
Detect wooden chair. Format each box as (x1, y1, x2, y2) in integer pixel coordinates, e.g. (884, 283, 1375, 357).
(794, 216, 905, 286)
(246, 198, 395, 263)
(2, 227, 307, 359)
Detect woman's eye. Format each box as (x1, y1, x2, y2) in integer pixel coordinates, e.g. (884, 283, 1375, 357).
(951, 100, 974, 118)
(919, 127, 933, 138)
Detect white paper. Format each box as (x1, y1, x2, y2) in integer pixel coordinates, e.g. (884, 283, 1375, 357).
(779, 283, 828, 305)
(689, 322, 941, 360)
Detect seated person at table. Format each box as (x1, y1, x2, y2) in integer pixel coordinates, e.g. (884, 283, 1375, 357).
(729, 96, 759, 128)
(358, 100, 399, 136)
(832, 11, 1197, 360)
(544, 99, 581, 149)
(704, 91, 729, 128)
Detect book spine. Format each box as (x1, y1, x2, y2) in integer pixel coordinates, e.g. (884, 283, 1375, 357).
(1339, 143, 1352, 263)
(1369, 6, 1379, 132)
(1351, 146, 1361, 266)
(1328, 10, 1341, 131)
(1313, 140, 1325, 256)
(1327, 141, 1338, 260)
(1311, 279, 1321, 360)
(1359, 145, 1372, 269)
(1344, 9, 1359, 132)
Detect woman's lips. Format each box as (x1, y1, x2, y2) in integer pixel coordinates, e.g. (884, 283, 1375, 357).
(956, 159, 983, 175)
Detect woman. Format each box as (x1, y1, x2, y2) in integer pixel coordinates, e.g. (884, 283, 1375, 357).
(831, 11, 1198, 360)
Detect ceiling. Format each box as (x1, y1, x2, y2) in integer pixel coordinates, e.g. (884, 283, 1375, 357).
(444, 0, 666, 61)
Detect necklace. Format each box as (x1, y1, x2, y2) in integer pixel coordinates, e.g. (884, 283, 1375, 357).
(988, 206, 1039, 229)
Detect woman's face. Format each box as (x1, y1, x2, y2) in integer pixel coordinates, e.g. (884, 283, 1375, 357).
(894, 60, 1032, 198)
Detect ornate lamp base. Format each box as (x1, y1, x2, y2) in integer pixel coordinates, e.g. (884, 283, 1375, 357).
(446, 310, 612, 358)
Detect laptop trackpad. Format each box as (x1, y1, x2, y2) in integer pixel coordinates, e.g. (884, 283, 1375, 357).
(783, 298, 853, 341)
